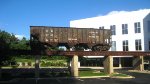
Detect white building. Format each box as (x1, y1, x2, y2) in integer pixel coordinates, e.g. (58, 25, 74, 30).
(70, 9, 150, 68)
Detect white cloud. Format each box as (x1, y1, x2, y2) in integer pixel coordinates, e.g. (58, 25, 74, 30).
(15, 35, 25, 40)
(97, 9, 150, 17)
(106, 11, 128, 15)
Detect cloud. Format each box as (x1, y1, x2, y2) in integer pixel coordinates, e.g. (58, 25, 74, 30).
(97, 9, 150, 17)
(15, 35, 25, 40)
(106, 11, 128, 15)
(96, 10, 129, 17)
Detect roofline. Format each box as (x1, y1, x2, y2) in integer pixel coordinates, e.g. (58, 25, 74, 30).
(30, 26, 110, 30)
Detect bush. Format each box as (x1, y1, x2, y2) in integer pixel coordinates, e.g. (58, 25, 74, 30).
(41, 56, 48, 59)
(22, 62, 26, 66)
(28, 62, 32, 66)
(40, 61, 67, 67)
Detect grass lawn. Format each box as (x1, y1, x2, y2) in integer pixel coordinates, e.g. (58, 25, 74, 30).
(79, 70, 108, 77)
(79, 70, 131, 78)
(110, 73, 130, 77)
(15, 58, 34, 62)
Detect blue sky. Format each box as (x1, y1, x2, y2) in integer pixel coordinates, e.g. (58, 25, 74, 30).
(0, 0, 150, 39)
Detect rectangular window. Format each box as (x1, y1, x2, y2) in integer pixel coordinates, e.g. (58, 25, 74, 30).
(110, 25, 116, 35)
(135, 39, 142, 51)
(134, 22, 141, 33)
(148, 21, 150, 32)
(122, 24, 128, 34)
(122, 40, 128, 51)
(111, 41, 116, 51)
(149, 41, 150, 50)
(99, 26, 104, 29)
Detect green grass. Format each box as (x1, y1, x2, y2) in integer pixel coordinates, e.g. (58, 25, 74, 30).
(14, 56, 67, 62)
(15, 58, 34, 62)
(79, 70, 130, 77)
(111, 73, 130, 77)
(79, 70, 108, 77)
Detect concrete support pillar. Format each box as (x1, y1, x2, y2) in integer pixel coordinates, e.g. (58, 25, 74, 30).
(0, 67, 1, 78)
(35, 55, 40, 78)
(133, 56, 144, 71)
(103, 56, 114, 74)
(71, 55, 78, 77)
(119, 58, 122, 68)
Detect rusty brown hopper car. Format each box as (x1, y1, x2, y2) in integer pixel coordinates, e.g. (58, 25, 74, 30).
(30, 26, 111, 51)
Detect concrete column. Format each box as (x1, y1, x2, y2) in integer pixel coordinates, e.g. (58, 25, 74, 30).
(71, 55, 78, 77)
(0, 67, 1, 78)
(35, 55, 40, 78)
(133, 56, 144, 71)
(103, 56, 114, 74)
(119, 58, 122, 68)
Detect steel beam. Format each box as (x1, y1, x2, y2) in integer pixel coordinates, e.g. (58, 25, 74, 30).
(46, 51, 150, 56)
(8, 50, 150, 56)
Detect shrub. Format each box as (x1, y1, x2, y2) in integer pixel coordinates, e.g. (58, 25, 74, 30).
(28, 62, 32, 66)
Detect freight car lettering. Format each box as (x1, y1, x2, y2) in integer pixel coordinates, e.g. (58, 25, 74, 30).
(30, 26, 112, 51)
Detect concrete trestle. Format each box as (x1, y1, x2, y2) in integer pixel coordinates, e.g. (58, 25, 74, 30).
(6, 50, 150, 78)
(133, 56, 144, 71)
(46, 51, 149, 77)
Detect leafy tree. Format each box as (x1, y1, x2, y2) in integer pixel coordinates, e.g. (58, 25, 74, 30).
(10, 37, 31, 50)
(0, 30, 17, 65)
(0, 30, 31, 65)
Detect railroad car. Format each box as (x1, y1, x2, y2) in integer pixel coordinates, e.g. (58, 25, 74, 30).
(30, 26, 111, 51)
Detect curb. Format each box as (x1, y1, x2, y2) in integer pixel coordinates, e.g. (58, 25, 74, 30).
(77, 76, 110, 78)
(110, 76, 135, 79)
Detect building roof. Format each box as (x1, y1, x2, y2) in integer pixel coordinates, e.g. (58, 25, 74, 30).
(70, 9, 150, 28)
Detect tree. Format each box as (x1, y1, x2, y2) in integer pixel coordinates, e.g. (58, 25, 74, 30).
(0, 30, 16, 65)
(0, 30, 31, 65)
(10, 37, 31, 50)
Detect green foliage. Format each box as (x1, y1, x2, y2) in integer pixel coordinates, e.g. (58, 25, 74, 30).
(10, 37, 31, 50)
(15, 57, 34, 62)
(15, 55, 34, 59)
(40, 56, 68, 67)
(48, 47, 64, 51)
(0, 30, 16, 65)
(0, 29, 30, 66)
(40, 60, 67, 67)
(41, 56, 68, 60)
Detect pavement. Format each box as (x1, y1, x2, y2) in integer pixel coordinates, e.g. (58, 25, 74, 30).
(0, 69, 150, 84)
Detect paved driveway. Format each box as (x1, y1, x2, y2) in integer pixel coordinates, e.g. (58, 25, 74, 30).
(1, 70, 150, 84)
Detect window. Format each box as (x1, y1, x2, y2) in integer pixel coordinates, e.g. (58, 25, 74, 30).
(111, 41, 116, 51)
(134, 22, 141, 33)
(122, 24, 128, 34)
(135, 39, 142, 51)
(110, 25, 116, 35)
(148, 21, 150, 32)
(149, 41, 150, 50)
(122, 40, 128, 51)
(99, 26, 104, 29)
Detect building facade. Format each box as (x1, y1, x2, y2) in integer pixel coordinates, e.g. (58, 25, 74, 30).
(70, 9, 150, 68)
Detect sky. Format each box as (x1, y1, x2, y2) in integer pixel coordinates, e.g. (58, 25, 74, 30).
(0, 0, 150, 39)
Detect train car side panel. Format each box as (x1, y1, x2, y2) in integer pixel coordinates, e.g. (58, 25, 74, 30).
(30, 26, 111, 51)
(77, 29, 83, 43)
